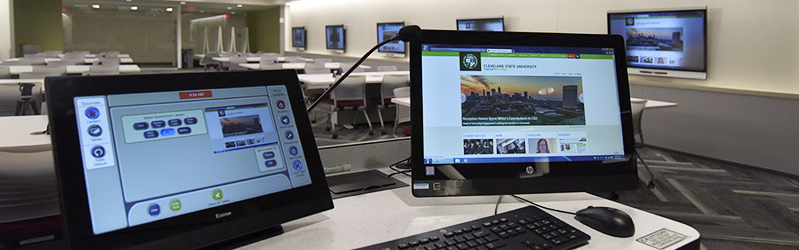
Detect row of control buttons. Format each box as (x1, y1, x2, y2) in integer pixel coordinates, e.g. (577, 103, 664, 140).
(143, 127, 193, 139)
(134, 117, 198, 130)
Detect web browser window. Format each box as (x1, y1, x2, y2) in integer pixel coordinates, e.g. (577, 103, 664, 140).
(420, 44, 625, 165)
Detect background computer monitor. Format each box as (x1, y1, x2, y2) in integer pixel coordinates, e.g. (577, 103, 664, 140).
(456, 17, 504, 31)
(292, 27, 307, 49)
(325, 24, 345, 52)
(607, 7, 708, 79)
(376, 22, 406, 56)
(46, 70, 333, 249)
(409, 30, 638, 197)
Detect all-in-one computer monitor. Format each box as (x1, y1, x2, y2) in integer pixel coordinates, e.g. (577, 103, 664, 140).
(377, 22, 406, 57)
(46, 70, 333, 249)
(608, 7, 708, 79)
(292, 27, 307, 50)
(410, 30, 639, 197)
(456, 17, 505, 31)
(325, 24, 346, 53)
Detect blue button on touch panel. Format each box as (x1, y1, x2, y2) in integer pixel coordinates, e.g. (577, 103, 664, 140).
(160, 128, 175, 136)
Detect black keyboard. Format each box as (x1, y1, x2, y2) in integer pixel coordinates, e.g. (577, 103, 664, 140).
(356, 206, 590, 250)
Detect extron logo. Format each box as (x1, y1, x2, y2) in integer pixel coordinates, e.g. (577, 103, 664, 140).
(460, 52, 481, 71)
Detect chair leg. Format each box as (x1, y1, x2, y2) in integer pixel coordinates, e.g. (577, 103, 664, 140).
(376, 106, 386, 135)
(359, 107, 374, 136)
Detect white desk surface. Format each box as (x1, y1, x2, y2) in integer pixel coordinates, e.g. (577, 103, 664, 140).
(0, 115, 51, 153)
(297, 71, 410, 86)
(239, 62, 372, 70)
(5, 57, 133, 64)
(211, 56, 314, 63)
(631, 97, 678, 108)
(56, 54, 130, 58)
(239, 169, 699, 250)
(6, 64, 141, 75)
(393, 97, 677, 109)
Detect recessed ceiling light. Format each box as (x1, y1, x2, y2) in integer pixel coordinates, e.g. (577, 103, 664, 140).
(92, 4, 100, 9)
(227, 7, 232, 10)
(130, 6, 138, 10)
(180, 2, 186, 4)
(166, 7, 173, 12)
(237, 4, 243, 8)
(231, 12, 236, 14)
(126, 0, 132, 2)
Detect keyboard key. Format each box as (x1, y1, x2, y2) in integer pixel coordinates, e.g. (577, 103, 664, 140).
(485, 241, 506, 249)
(430, 236, 440, 242)
(398, 243, 409, 249)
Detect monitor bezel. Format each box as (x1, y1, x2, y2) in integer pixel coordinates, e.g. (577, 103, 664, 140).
(292, 26, 307, 49)
(376, 21, 406, 55)
(325, 24, 346, 52)
(409, 30, 638, 197)
(607, 7, 708, 80)
(456, 17, 505, 31)
(46, 70, 334, 249)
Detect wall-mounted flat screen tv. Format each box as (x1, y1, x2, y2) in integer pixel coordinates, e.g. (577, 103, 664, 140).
(376, 22, 405, 56)
(325, 25, 345, 52)
(456, 17, 504, 31)
(292, 27, 306, 49)
(608, 7, 708, 79)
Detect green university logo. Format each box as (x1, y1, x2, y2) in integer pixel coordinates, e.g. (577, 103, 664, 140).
(460, 52, 481, 71)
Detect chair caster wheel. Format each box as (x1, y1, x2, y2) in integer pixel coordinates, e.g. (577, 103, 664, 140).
(369, 131, 374, 136)
(325, 127, 331, 132)
(311, 119, 316, 124)
(332, 134, 338, 139)
(647, 181, 655, 189)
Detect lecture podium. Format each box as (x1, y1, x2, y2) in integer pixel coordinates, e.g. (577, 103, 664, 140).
(238, 169, 700, 250)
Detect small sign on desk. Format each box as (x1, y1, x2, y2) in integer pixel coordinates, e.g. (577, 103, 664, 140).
(636, 228, 687, 249)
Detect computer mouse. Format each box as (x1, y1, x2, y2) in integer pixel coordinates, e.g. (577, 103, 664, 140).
(574, 206, 635, 237)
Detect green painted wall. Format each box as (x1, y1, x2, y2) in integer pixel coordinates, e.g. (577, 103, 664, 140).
(14, 0, 63, 56)
(246, 7, 280, 53)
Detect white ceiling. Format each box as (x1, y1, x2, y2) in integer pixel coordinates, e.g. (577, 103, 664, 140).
(62, 0, 299, 14)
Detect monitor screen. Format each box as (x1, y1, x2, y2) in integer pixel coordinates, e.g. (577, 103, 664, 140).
(607, 7, 707, 79)
(377, 22, 406, 54)
(325, 25, 345, 51)
(45, 71, 333, 249)
(410, 30, 638, 197)
(457, 17, 504, 31)
(292, 27, 306, 49)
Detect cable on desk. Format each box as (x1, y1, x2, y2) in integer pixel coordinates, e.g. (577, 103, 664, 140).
(512, 194, 576, 215)
(387, 157, 412, 179)
(494, 195, 503, 215)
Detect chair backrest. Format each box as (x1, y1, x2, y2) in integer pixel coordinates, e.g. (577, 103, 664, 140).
(339, 62, 365, 73)
(32, 65, 67, 75)
(377, 65, 398, 72)
(20, 57, 46, 65)
(285, 56, 305, 63)
(19, 72, 62, 79)
(101, 51, 120, 58)
(21, 45, 39, 55)
(259, 61, 283, 70)
(99, 57, 121, 66)
(84, 64, 120, 76)
(630, 98, 648, 136)
(303, 62, 329, 74)
(223, 51, 239, 57)
(44, 51, 62, 58)
(330, 75, 367, 104)
(393, 86, 410, 98)
(393, 86, 411, 125)
(62, 52, 86, 60)
(313, 58, 332, 63)
(260, 55, 278, 64)
(51, 58, 82, 66)
(203, 52, 220, 64)
(379, 74, 410, 104)
(228, 57, 248, 71)
(0, 67, 11, 79)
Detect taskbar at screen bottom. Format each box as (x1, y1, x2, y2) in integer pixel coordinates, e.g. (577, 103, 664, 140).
(423, 154, 625, 164)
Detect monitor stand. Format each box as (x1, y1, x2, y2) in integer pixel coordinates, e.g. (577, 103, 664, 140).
(391, 188, 602, 207)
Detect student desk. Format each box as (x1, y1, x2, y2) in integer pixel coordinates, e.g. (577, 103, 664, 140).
(238, 62, 373, 71)
(238, 169, 700, 250)
(0, 115, 50, 153)
(5, 65, 142, 75)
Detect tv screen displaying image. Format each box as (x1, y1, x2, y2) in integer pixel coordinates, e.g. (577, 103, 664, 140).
(377, 22, 405, 54)
(456, 17, 504, 31)
(292, 27, 306, 49)
(325, 25, 345, 51)
(608, 7, 707, 79)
